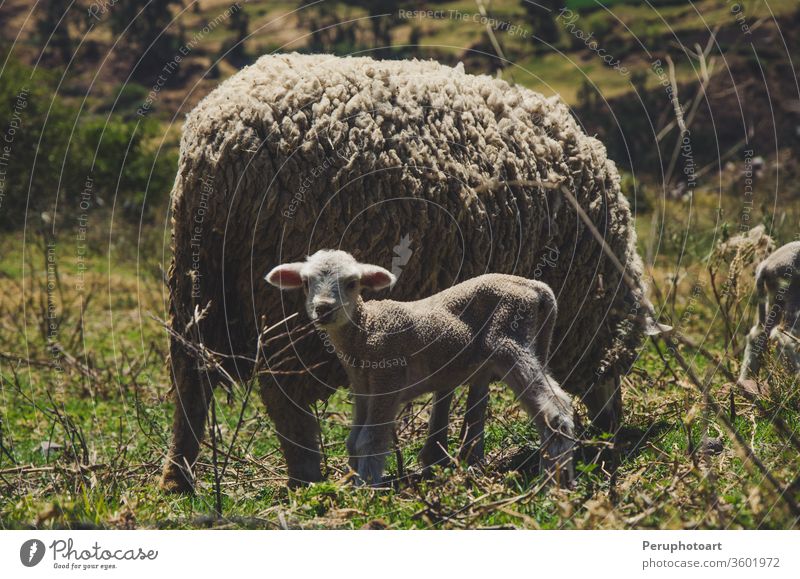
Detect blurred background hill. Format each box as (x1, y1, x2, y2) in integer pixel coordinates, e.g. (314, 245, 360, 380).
(1, 0, 798, 232)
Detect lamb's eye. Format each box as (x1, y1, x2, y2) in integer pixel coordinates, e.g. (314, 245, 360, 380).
(346, 280, 358, 291)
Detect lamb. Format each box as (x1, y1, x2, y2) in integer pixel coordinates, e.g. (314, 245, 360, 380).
(740, 241, 800, 381)
(266, 250, 575, 486)
(160, 53, 650, 493)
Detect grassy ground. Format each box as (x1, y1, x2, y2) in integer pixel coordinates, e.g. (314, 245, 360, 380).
(1, 179, 798, 529)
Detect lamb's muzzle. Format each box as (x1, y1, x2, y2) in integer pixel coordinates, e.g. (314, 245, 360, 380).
(267, 249, 576, 487)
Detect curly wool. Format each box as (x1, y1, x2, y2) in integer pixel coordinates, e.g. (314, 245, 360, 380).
(170, 52, 647, 420)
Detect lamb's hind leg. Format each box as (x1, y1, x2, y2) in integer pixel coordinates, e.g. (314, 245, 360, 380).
(499, 347, 575, 486)
(458, 376, 490, 465)
(419, 389, 455, 471)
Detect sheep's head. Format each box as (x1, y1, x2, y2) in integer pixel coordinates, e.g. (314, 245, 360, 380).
(266, 250, 396, 328)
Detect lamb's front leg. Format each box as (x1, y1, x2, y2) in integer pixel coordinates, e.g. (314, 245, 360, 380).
(355, 398, 399, 486)
(347, 393, 368, 475)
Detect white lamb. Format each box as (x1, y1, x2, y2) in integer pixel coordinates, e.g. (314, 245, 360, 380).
(267, 249, 575, 487)
(740, 241, 800, 381)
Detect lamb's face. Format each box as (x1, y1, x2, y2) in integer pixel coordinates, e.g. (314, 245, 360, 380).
(266, 250, 396, 329)
(302, 251, 363, 328)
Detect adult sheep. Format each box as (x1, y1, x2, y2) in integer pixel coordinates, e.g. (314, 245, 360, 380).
(160, 53, 649, 493)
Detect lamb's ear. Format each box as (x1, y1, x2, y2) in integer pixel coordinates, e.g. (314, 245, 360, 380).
(359, 264, 396, 291)
(266, 263, 305, 289)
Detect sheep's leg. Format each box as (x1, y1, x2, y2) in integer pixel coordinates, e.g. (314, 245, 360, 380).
(418, 389, 454, 471)
(160, 339, 214, 494)
(261, 386, 324, 487)
(347, 394, 368, 474)
(355, 400, 398, 487)
(501, 351, 574, 487)
(458, 378, 490, 465)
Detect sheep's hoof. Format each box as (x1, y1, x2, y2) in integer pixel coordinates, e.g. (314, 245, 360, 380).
(418, 443, 451, 472)
(458, 445, 485, 468)
(159, 470, 195, 495)
(286, 471, 324, 488)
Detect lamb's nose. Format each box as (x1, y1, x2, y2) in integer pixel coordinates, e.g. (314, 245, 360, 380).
(313, 302, 336, 319)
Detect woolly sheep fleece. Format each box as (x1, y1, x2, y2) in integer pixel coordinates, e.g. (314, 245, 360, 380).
(162, 53, 647, 490)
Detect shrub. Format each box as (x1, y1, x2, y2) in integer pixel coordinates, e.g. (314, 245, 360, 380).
(0, 50, 175, 230)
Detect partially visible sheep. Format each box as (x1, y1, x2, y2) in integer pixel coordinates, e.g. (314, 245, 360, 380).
(740, 241, 800, 381)
(267, 250, 574, 486)
(161, 53, 648, 493)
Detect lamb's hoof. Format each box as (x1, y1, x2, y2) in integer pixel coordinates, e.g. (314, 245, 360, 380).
(159, 470, 195, 495)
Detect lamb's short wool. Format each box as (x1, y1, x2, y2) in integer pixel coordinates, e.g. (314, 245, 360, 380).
(740, 241, 800, 381)
(267, 250, 575, 486)
(161, 53, 648, 492)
